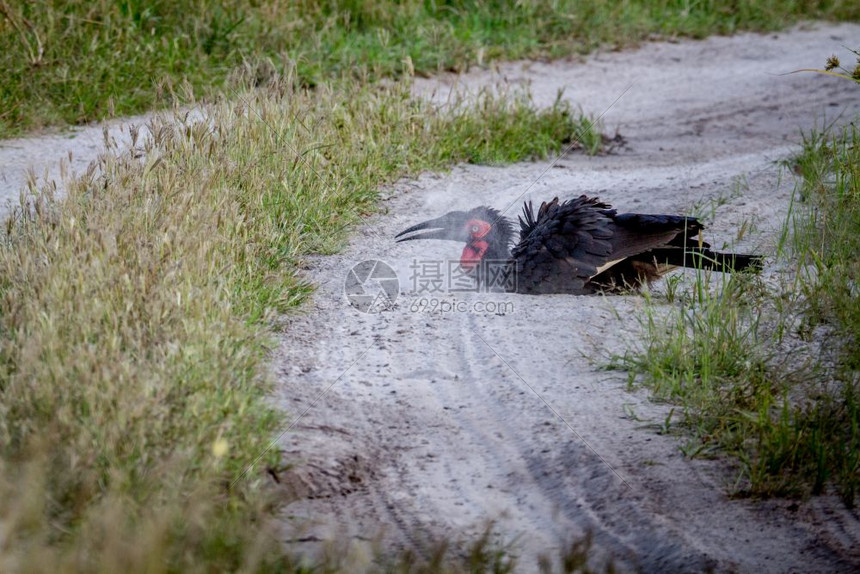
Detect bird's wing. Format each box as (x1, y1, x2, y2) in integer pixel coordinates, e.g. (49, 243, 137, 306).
(512, 198, 705, 294)
(607, 213, 704, 260)
(512, 196, 617, 293)
(588, 212, 708, 290)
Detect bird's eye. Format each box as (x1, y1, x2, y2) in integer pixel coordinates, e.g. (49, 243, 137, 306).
(471, 225, 479, 233)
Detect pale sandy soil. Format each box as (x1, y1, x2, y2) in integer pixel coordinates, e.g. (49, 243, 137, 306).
(2, 21, 859, 574)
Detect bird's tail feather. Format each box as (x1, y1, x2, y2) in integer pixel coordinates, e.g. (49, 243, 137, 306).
(649, 247, 764, 272)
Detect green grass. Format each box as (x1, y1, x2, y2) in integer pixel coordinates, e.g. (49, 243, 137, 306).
(789, 126, 860, 369)
(609, 121, 860, 506)
(3, 0, 860, 137)
(0, 76, 598, 571)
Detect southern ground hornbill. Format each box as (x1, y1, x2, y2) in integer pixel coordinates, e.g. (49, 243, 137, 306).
(395, 195, 762, 295)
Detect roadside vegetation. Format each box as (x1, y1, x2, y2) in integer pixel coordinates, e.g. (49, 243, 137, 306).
(4, 0, 860, 137)
(0, 74, 600, 571)
(611, 120, 860, 506)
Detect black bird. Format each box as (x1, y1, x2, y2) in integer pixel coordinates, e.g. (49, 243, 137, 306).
(395, 195, 762, 294)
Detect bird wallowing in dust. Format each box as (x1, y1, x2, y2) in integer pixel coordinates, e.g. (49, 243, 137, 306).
(395, 195, 762, 294)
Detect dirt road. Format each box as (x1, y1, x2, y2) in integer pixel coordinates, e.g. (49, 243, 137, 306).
(272, 24, 860, 572)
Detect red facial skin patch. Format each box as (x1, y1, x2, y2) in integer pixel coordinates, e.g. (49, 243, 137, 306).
(460, 240, 489, 271)
(460, 219, 493, 271)
(459, 219, 492, 271)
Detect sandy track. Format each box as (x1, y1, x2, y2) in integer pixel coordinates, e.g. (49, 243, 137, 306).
(272, 24, 860, 572)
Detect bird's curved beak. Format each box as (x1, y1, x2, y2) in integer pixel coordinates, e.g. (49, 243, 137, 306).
(395, 212, 467, 243)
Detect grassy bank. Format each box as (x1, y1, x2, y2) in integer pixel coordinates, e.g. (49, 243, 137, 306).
(3, 0, 860, 137)
(0, 76, 597, 571)
(611, 121, 859, 506)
